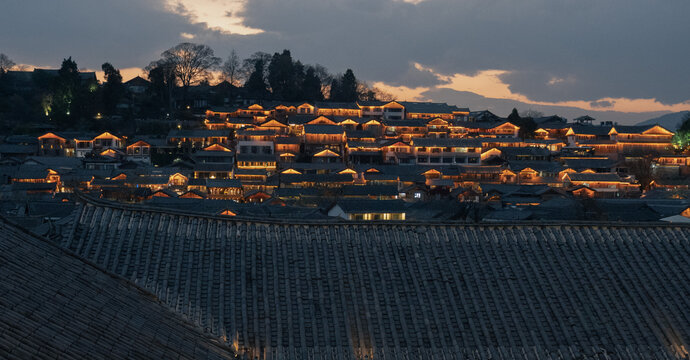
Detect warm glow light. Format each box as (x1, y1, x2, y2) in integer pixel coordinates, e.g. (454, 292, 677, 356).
(375, 63, 690, 113)
(163, 0, 263, 35)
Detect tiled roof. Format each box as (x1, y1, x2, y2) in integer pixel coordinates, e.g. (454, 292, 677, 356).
(0, 216, 234, 359)
(569, 125, 613, 136)
(567, 173, 622, 182)
(411, 137, 483, 148)
(398, 101, 462, 113)
(303, 124, 345, 135)
(56, 197, 690, 359)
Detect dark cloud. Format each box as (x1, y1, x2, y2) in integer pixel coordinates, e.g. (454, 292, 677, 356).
(234, 0, 690, 104)
(2, 0, 689, 106)
(590, 100, 615, 109)
(423, 88, 668, 125)
(0, 0, 206, 69)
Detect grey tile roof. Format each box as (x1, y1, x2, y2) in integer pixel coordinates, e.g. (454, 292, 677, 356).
(55, 197, 690, 359)
(341, 184, 399, 197)
(567, 173, 622, 182)
(569, 125, 613, 136)
(303, 124, 345, 135)
(398, 101, 462, 113)
(206, 179, 242, 188)
(0, 216, 234, 359)
(167, 129, 230, 138)
(411, 137, 484, 148)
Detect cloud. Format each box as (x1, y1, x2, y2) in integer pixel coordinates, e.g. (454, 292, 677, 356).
(163, 0, 263, 35)
(2, 0, 689, 117)
(421, 88, 672, 125)
(0, 0, 207, 70)
(233, 0, 690, 105)
(590, 100, 615, 109)
(373, 63, 690, 117)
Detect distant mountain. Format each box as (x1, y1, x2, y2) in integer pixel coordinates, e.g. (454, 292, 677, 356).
(636, 111, 690, 129)
(422, 88, 671, 125)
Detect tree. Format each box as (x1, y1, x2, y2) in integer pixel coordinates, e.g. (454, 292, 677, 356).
(220, 50, 241, 86)
(158, 42, 220, 106)
(51, 57, 80, 127)
(301, 66, 323, 101)
(267, 50, 297, 100)
(101, 62, 124, 116)
(356, 82, 394, 102)
(372, 87, 394, 101)
(241, 52, 271, 81)
(312, 64, 333, 99)
(339, 69, 358, 102)
(672, 113, 690, 152)
(244, 58, 269, 99)
(145, 59, 177, 116)
(328, 78, 341, 101)
(520, 109, 544, 119)
(507, 108, 537, 139)
(626, 156, 655, 191)
(507, 108, 521, 123)
(0, 53, 15, 74)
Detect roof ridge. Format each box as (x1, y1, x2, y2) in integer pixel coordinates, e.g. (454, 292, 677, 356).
(73, 191, 690, 228)
(0, 214, 237, 356)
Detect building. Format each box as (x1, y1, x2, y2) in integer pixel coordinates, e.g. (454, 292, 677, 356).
(35, 197, 690, 360)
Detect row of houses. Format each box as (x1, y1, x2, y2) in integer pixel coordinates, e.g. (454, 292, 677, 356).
(2, 100, 689, 221)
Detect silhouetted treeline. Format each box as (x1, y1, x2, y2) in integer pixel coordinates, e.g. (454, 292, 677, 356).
(0, 44, 394, 133)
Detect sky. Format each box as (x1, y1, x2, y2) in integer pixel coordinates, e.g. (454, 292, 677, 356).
(1, 0, 689, 124)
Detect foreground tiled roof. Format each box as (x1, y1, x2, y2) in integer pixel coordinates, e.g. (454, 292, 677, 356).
(0, 216, 234, 360)
(53, 196, 690, 359)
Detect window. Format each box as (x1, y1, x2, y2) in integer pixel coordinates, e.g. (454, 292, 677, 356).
(414, 192, 422, 199)
(468, 157, 478, 163)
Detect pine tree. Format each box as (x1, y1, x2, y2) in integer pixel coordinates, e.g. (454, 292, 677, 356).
(302, 67, 323, 101)
(340, 69, 358, 102)
(101, 62, 124, 116)
(244, 59, 269, 99)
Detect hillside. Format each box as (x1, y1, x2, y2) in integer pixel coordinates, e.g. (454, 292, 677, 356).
(636, 110, 689, 129)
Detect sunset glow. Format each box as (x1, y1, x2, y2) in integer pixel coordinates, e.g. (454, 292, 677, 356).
(375, 63, 690, 114)
(164, 0, 263, 35)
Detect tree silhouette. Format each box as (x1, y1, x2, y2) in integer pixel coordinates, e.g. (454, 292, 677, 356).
(302, 67, 323, 101)
(244, 58, 269, 99)
(340, 69, 358, 102)
(220, 50, 241, 86)
(101, 62, 124, 116)
(158, 43, 220, 106)
(268, 50, 297, 100)
(0, 53, 15, 74)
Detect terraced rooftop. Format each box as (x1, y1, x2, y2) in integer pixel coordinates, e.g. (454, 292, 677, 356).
(46, 197, 690, 359)
(0, 216, 234, 360)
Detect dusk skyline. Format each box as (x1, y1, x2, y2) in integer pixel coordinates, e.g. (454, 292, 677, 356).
(2, 0, 689, 123)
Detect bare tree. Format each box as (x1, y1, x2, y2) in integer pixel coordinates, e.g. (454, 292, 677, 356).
(520, 109, 544, 119)
(220, 49, 241, 86)
(160, 43, 221, 88)
(240, 51, 271, 84)
(312, 64, 333, 99)
(372, 87, 394, 101)
(0, 53, 16, 74)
